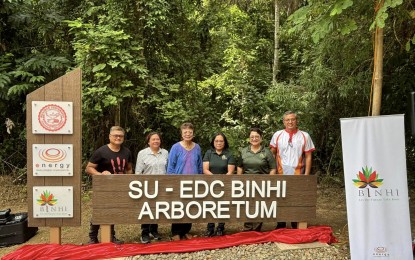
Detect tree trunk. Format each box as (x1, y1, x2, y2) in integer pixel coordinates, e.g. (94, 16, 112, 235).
(114, 104, 121, 126)
(371, 2, 384, 116)
(273, 0, 280, 84)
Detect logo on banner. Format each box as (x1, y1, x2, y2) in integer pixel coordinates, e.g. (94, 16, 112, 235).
(38, 104, 67, 131)
(372, 246, 390, 257)
(352, 166, 383, 188)
(353, 166, 399, 201)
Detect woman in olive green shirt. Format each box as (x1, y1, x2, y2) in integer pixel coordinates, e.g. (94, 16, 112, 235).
(237, 127, 276, 231)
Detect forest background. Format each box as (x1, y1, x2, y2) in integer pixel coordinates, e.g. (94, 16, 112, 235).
(1, 0, 415, 187)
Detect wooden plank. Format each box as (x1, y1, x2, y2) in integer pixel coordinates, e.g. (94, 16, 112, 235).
(44, 76, 63, 228)
(91, 175, 317, 224)
(27, 68, 82, 229)
(49, 227, 61, 244)
(298, 222, 307, 229)
(101, 225, 111, 243)
(27, 85, 46, 227)
(62, 68, 82, 226)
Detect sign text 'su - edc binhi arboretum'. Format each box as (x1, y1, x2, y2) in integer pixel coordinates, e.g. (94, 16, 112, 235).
(91, 174, 317, 225)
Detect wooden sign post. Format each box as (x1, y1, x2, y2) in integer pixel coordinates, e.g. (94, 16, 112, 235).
(92, 174, 317, 242)
(26, 68, 82, 243)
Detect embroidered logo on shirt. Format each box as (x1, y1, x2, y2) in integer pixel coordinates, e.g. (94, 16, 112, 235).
(222, 155, 227, 160)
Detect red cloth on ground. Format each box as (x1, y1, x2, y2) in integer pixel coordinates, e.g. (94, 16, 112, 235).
(2, 226, 337, 260)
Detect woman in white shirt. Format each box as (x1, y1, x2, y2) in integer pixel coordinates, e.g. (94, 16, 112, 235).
(135, 132, 168, 243)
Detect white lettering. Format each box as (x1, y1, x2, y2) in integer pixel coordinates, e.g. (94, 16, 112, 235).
(203, 201, 217, 218)
(251, 181, 265, 198)
(245, 201, 259, 218)
(138, 202, 153, 219)
(128, 180, 142, 199)
(217, 201, 230, 218)
(232, 201, 245, 218)
(261, 201, 277, 218)
(231, 180, 244, 198)
(155, 202, 170, 219)
(180, 181, 193, 198)
(171, 201, 184, 219)
(194, 180, 209, 198)
(145, 181, 158, 199)
(186, 201, 202, 219)
(210, 180, 224, 198)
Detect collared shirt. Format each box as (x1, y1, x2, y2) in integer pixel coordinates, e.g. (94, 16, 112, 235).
(269, 129, 315, 175)
(203, 149, 236, 174)
(135, 147, 169, 174)
(237, 145, 276, 174)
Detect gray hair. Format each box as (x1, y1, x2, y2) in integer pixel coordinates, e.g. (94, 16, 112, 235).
(110, 126, 125, 134)
(282, 111, 298, 121)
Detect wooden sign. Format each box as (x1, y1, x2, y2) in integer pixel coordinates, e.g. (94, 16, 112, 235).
(92, 175, 316, 224)
(26, 68, 82, 228)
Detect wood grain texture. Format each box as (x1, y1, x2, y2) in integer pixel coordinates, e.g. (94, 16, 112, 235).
(92, 175, 316, 224)
(26, 68, 82, 227)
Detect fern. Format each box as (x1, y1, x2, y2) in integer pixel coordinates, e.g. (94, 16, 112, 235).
(0, 73, 12, 88)
(7, 83, 34, 97)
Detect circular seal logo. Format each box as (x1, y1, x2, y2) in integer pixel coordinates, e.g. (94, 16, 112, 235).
(38, 104, 67, 132)
(39, 148, 67, 162)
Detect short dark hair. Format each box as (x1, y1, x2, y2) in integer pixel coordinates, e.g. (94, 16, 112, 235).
(249, 127, 263, 137)
(210, 132, 229, 150)
(145, 132, 162, 146)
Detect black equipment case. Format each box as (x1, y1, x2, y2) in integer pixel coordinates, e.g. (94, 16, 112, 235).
(0, 211, 38, 247)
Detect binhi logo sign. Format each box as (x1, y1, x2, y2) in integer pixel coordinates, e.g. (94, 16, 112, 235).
(353, 166, 399, 202)
(33, 186, 73, 218)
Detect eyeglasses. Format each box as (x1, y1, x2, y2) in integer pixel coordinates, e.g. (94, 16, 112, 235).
(110, 134, 124, 139)
(284, 119, 297, 122)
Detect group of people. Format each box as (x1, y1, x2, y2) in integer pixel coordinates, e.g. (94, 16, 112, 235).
(85, 111, 315, 244)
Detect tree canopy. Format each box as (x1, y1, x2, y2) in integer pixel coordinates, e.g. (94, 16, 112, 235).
(1, 0, 414, 185)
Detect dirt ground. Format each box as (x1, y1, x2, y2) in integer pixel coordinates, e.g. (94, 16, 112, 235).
(0, 175, 414, 258)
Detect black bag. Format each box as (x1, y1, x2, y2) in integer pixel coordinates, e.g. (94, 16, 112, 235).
(0, 209, 12, 225)
(0, 212, 38, 247)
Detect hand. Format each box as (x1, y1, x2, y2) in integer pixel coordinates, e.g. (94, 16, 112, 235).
(101, 171, 111, 175)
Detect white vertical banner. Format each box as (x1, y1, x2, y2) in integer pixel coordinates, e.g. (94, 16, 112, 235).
(340, 115, 412, 259)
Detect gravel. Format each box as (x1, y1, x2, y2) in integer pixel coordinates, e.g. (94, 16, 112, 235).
(127, 242, 350, 260)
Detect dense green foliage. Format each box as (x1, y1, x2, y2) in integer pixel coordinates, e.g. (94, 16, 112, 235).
(1, 0, 414, 185)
